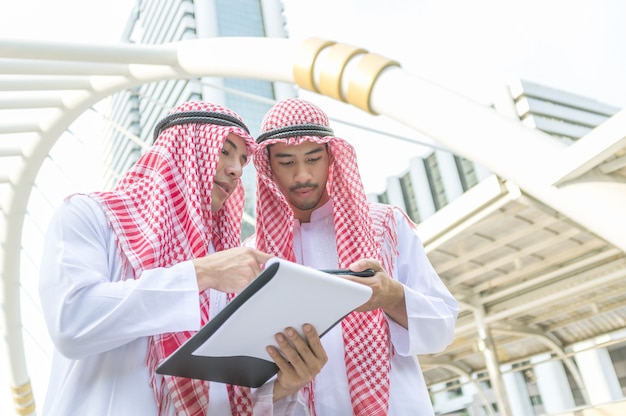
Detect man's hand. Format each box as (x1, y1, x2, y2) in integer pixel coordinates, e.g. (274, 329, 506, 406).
(268, 324, 328, 402)
(192, 247, 273, 293)
(343, 258, 408, 328)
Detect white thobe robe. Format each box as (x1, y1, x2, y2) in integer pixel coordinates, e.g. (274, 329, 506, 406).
(39, 195, 293, 415)
(289, 201, 458, 415)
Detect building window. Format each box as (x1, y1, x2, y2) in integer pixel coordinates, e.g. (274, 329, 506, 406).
(476, 371, 492, 390)
(446, 379, 463, 398)
(454, 155, 478, 191)
(399, 171, 421, 223)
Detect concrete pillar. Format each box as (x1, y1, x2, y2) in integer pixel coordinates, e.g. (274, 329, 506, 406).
(501, 364, 534, 416)
(435, 150, 464, 202)
(531, 354, 575, 413)
(473, 299, 512, 416)
(384, 176, 407, 211)
(575, 347, 622, 404)
(408, 156, 436, 221)
(473, 163, 493, 183)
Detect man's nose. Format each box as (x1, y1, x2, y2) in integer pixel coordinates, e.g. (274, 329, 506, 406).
(294, 165, 312, 182)
(226, 159, 243, 178)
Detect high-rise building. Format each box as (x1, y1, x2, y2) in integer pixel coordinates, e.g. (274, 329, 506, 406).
(102, 0, 295, 238)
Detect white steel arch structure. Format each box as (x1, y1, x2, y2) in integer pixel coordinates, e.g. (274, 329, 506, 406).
(1, 36, 626, 415)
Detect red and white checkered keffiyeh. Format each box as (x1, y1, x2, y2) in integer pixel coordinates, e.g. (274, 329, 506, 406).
(253, 98, 399, 415)
(88, 101, 257, 416)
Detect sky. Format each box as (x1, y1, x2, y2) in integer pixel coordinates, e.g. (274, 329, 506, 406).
(1, 0, 625, 413)
(285, 0, 626, 109)
(1, 0, 625, 190)
(280, 0, 626, 193)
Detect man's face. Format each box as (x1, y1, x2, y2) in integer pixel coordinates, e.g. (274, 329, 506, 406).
(268, 140, 331, 222)
(211, 133, 249, 212)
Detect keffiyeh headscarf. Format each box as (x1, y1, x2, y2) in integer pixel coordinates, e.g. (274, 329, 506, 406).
(88, 101, 256, 416)
(253, 98, 398, 415)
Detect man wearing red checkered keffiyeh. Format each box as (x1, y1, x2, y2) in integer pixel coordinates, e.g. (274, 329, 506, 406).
(249, 98, 459, 415)
(38, 101, 300, 415)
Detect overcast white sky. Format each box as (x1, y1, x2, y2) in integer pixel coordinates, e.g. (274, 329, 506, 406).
(279, 0, 626, 197)
(286, 0, 626, 109)
(1, 0, 625, 191)
(1, 0, 625, 412)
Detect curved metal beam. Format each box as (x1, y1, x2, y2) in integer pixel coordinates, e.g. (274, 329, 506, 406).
(491, 324, 590, 404)
(421, 358, 495, 415)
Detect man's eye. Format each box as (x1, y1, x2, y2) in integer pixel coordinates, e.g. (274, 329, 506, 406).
(308, 157, 321, 163)
(221, 149, 229, 156)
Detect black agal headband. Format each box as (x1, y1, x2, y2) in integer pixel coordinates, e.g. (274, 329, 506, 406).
(153, 111, 250, 141)
(256, 124, 334, 144)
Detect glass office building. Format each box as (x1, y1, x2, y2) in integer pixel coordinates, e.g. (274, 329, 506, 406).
(103, 0, 294, 237)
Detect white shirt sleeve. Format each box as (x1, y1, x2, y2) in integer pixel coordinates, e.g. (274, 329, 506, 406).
(387, 209, 459, 356)
(251, 380, 297, 416)
(39, 195, 202, 360)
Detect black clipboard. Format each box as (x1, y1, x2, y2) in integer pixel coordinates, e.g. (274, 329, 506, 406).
(156, 257, 372, 387)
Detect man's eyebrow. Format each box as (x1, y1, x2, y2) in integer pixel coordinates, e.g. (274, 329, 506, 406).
(224, 138, 237, 149)
(224, 138, 248, 162)
(273, 146, 324, 158)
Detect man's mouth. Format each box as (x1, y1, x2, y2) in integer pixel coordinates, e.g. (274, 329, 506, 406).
(214, 181, 231, 195)
(294, 187, 315, 197)
(291, 184, 316, 193)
